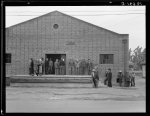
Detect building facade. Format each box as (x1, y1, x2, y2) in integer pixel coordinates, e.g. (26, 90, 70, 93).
(5, 11, 129, 83)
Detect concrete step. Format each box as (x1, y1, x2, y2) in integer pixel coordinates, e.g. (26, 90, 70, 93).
(10, 75, 91, 78)
(7, 75, 92, 84)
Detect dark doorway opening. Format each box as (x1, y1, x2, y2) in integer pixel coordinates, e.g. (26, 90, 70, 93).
(45, 54, 66, 74)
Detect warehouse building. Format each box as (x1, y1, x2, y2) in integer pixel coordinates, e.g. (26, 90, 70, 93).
(5, 11, 129, 82)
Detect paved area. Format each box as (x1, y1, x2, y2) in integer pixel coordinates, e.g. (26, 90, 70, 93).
(6, 76, 145, 112)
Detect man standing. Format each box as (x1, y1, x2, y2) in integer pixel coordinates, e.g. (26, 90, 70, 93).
(91, 66, 99, 88)
(124, 72, 130, 87)
(54, 59, 59, 75)
(59, 58, 65, 75)
(45, 58, 49, 75)
(34, 59, 39, 76)
(131, 72, 135, 87)
(107, 68, 112, 87)
(75, 59, 80, 75)
(41, 57, 44, 75)
(69, 59, 74, 75)
(104, 69, 108, 85)
(29, 58, 34, 76)
(87, 59, 93, 75)
(39, 58, 43, 76)
(48, 58, 53, 74)
(117, 70, 123, 87)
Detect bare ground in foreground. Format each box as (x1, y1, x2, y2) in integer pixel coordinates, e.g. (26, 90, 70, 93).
(6, 76, 145, 112)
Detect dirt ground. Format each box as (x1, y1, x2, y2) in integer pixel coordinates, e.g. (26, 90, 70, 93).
(6, 76, 145, 112)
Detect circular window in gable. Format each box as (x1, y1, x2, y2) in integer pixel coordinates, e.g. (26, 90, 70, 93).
(53, 24, 59, 29)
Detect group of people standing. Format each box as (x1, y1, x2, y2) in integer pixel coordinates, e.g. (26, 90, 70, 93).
(29, 57, 135, 88)
(92, 67, 135, 88)
(54, 58, 66, 75)
(29, 57, 66, 76)
(116, 71, 135, 87)
(68, 59, 93, 75)
(29, 58, 45, 76)
(104, 68, 113, 87)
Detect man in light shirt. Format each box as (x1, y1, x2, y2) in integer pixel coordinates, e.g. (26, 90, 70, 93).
(91, 66, 99, 88)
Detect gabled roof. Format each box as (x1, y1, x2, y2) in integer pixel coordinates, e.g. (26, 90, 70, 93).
(6, 10, 128, 36)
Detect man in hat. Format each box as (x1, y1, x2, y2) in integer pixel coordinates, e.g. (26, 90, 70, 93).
(91, 66, 99, 88)
(107, 68, 112, 87)
(117, 70, 123, 87)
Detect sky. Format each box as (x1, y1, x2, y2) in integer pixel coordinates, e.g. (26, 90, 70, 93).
(5, 6, 146, 51)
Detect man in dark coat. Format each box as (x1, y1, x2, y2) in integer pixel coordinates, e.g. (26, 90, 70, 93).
(41, 57, 44, 75)
(45, 58, 49, 74)
(48, 58, 53, 74)
(54, 59, 59, 75)
(107, 68, 112, 87)
(104, 69, 108, 85)
(29, 58, 34, 76)
(34, 59, 39, 76)
(69, 59, 75, 75)
(130, 72, 135, 87)
(91, 66, 99, 88)
(124, 72, 130, 87)
(117, 70, 123, 87)
(59, 58, 65, 75)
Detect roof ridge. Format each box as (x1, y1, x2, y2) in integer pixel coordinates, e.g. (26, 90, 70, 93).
(6, 10, 128, 35)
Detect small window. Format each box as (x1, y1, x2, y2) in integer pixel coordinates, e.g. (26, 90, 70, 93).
(53, 24, 59, 29)
(100, 54, 113, 64)
(6, 53, 11, 63)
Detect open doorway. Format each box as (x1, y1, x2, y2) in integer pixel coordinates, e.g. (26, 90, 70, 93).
(45, 54, 66, 74)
